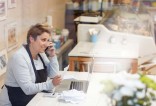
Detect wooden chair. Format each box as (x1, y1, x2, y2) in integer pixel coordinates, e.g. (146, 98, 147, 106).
(79, 58, 138, 73)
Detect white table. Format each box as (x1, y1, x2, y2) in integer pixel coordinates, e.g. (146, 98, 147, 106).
(27, 71, 156, 106)
(27, 71, 115, 106)
(68, 42, 138, 73)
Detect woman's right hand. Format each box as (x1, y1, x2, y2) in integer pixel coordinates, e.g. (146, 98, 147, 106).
(52, 75, 62, 86)
(46, 42, 56, 57)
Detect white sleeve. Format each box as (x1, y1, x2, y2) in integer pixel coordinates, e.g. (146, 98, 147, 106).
(10, 54, 54, 95)
(40, 53, 59, 78)
(47, 56, 59, 78)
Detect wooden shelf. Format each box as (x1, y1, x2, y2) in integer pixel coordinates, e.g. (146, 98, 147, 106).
(56, 39, 74, 58)
(55, 39, 74, 70)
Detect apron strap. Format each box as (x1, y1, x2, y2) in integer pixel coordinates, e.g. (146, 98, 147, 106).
(25, 45, 37, 75)
(38, 54, 46, 68)
(24, 44, 47, 83)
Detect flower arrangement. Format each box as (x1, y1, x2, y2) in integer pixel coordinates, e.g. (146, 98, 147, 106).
(101, 73, 156, 106)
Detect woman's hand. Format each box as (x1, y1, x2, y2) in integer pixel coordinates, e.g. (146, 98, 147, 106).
(46, 42, 56, 57)
(52, 75, 62, 86)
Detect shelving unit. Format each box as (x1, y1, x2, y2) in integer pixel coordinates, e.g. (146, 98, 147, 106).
(142, 0, 156, 7)
(56, 39, 74, 70)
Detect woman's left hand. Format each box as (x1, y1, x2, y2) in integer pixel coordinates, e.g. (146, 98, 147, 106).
(46, 42, 56, 57)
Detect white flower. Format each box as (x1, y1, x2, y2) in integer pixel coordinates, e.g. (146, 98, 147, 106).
(133, 98, 138, 103)
(124, 81, 137, 90)
(112, 77, 126, 86)
(101, 80, 117, 95)
(143, 102, 148, 105)
(136, 90, 145, 99)
(134, 80, 146, 89)
(127, 100, 134, 105)
(101, 73, 156, 106)
(126, 74, 140, 80)
(112, 91, 122, 101)
(119, 86, 134, 97)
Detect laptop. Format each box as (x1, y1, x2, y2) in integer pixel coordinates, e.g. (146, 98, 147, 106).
(55, 80, 89, 93)
(54, 61, 95, 93)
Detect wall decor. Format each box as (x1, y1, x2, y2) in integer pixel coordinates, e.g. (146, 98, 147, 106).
(0, 0, 7, 21)
(0, 28, 5, 51)
(0, 49, 7, 76)
(8, 0, 16, 9)
(5, 22, 18, 52)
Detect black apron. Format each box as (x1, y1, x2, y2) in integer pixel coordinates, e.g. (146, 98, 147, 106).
(5, 45, 48, 106)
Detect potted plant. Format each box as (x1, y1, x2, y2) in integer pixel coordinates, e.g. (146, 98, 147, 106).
(101, 73, 156, 106)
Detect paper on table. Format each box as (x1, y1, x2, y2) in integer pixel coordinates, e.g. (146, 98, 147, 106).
(61, 65, 69, 77)
(58, 89, 86, 104)
(63, 75, 78, 80)
(61, 65, 78, 80)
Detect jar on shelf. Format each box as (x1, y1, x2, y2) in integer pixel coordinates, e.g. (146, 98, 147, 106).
(61, 29, 69, 42)
(54, 39, 61, 49)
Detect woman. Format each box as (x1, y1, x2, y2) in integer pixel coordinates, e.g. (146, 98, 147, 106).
(0, 24, 62, 106)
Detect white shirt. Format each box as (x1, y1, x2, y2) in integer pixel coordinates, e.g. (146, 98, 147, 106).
(0, 46, 59, 106)
(33, 57, 44, 70)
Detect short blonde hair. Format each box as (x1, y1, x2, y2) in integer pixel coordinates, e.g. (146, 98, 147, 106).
(27, 24, 50, 44)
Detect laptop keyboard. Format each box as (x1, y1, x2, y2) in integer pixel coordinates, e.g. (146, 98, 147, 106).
(69, 81, 89, 93)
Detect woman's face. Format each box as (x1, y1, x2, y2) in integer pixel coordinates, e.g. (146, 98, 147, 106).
(30, 32, 50, 53)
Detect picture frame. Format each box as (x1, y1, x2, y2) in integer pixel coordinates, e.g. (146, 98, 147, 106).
(0, 0, 7, 21)
(0, 49, 7, 76)
(8, 0, 16, 9)
(5, 22, 18, 52)
(0, 28, 5, 51)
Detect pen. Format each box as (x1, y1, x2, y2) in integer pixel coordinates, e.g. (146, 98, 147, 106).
(42, 90, 52, 93)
